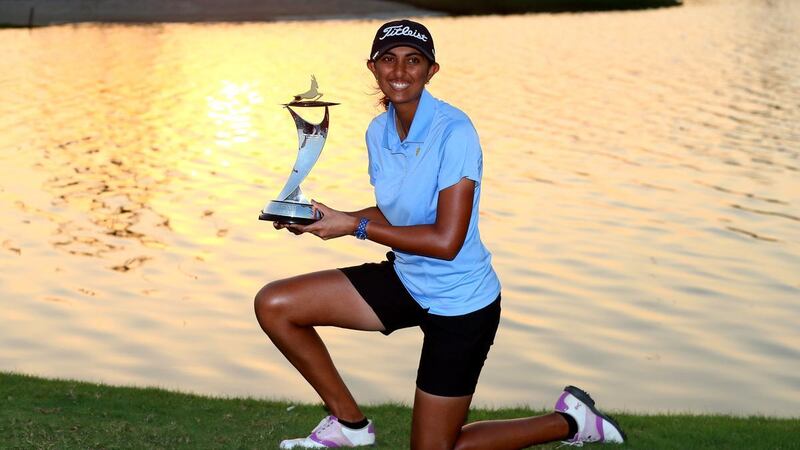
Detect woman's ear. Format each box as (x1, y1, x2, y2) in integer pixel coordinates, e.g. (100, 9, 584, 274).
(427, 63, 440, 82)
(366, 60, 377, 78)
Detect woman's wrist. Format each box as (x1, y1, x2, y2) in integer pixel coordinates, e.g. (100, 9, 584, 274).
(354, 217, 370, 240)
(349, 216, 360, 234)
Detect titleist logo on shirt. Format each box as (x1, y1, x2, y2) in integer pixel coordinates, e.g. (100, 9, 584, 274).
(378, 25, 428, 42)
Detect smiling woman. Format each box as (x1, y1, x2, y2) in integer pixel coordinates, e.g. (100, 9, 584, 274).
(253, 19, 626, 449)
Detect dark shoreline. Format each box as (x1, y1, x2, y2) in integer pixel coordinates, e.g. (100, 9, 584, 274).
(0, 0, 682, 28)
(396, 0, 683, 15)
(0, 0, 438, 28)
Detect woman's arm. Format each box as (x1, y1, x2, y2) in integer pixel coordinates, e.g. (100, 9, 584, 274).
(299, 177, 475, 260)
(272, 206, 388, 235)
(344, 206, 390, 226)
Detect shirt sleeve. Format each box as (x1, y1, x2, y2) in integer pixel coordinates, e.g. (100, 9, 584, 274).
(365, 127, 380, 186)
(436, 120, 483, 192)
(365, 116, 385, 187)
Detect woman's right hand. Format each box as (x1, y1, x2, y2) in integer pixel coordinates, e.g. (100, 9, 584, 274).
(273, 221, 304, 235)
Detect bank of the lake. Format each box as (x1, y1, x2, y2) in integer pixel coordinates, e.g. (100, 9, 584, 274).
(0, 0, 437, 27)
(0, 0, 683, 27)
(396, 0, 682, 14)
(2, 372, 797, 449)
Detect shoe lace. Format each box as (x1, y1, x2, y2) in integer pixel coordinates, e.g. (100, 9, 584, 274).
(557, 441, 584, 448)
(313, 416, 336, 434)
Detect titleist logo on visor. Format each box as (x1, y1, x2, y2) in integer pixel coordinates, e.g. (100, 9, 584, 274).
(378, 25, 428, 42)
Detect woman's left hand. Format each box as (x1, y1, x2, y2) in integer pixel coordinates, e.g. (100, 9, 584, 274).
(298, 200, 358, 240)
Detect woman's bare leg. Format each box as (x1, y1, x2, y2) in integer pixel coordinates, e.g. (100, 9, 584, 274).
(411, 389, 472, 450)
(455, 413, 570, 450)
(256, 270, 572, 447)
(254, 269, 384, 422)
(410, 387, 570, 450)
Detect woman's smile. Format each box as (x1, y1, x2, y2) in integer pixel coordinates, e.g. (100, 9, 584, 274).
(388, 80, 411, 91)
(369, 45, 439, 109)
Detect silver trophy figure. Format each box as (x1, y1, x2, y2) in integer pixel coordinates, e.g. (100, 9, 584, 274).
(259, 76, 339, 225)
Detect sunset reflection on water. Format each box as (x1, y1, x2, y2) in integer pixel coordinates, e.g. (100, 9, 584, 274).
(0, 0, 798, 416)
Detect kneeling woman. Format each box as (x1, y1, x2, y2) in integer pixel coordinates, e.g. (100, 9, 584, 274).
(254, 19, 625, 449)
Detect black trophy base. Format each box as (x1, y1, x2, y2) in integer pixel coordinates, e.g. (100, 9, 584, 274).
(259, 200, 319, 225)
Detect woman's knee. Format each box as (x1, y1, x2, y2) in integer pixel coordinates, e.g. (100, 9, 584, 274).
(254, 280, 293, 326)
(452, 437, 476, 450)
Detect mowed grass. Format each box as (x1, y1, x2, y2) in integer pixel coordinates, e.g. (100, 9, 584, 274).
(1, 372, 798, 449)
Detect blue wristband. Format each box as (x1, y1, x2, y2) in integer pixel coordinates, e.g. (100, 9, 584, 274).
(354, 217, 369, 240)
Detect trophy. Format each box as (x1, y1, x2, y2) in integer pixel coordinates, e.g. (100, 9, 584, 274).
(259, 75, 339, 225)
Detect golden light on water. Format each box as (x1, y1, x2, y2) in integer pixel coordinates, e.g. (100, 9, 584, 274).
(0, 1, 798, 416)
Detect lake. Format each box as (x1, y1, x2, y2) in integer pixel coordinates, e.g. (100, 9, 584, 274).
(1, 0, 798, 416)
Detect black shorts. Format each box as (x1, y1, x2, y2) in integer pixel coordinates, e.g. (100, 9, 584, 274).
(339, 252, 501, 397)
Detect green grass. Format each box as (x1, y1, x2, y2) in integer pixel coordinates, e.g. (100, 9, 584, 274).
(2, 372, 798, 449)
(395, 0, 682, 14)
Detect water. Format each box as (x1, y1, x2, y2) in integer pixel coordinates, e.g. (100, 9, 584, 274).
(1, 0, 798, 416)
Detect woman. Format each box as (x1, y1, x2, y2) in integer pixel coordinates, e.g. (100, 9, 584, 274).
(254, 19, 625, 449)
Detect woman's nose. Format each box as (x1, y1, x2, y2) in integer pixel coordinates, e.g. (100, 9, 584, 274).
(390, 60, 407, 76)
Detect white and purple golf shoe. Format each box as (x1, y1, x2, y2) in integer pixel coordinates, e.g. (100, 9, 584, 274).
(279, 415, 375, 448)
(555, 385, 626, 446)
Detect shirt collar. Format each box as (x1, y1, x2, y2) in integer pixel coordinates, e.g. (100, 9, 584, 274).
(405, 89, 436, 144)
(382, 89, 437, 152)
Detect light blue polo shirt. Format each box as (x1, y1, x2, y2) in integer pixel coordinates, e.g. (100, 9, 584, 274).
(365, 89, 501, 316)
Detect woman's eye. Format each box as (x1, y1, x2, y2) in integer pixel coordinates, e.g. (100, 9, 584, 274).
(381, 56, 394, 63)
(408, 57, 420, 64)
